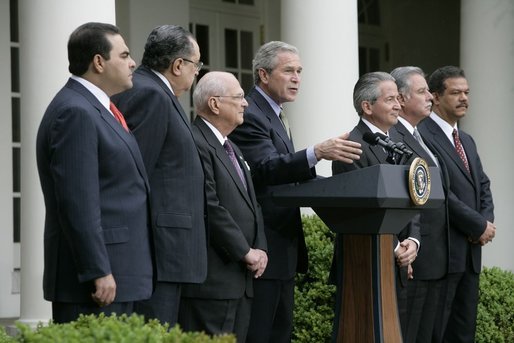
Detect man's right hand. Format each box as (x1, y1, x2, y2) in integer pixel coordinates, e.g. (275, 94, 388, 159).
(314, 132, 362, 163)
(91, 274, 116, 307)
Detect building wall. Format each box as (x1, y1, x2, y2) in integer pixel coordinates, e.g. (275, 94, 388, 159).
(0, 0, 18, 318)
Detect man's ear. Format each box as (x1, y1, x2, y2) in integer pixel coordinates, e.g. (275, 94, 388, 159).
(361, 101, 372, 116)
(397, 93, 406, 106)
(91, 54, 105, 74)
(170, 58, 183, 76)
(258, 68, 269, 85)
(431, 92, 440, 105)
(208, 97, 220, 115)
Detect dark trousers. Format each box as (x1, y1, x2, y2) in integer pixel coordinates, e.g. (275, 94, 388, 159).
(179, 296, 251, 343)
(402, 278, 444, 343)
(434, 268, 479, 343)
(134, 281, 181, 327)
(52, 301, 134, 324)
(246, 278, 295, 343)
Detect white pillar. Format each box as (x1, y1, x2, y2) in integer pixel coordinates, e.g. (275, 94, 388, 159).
(19, 0, 116, 324)
(281, 0, 359, 177)
(460, 0, 514, 271)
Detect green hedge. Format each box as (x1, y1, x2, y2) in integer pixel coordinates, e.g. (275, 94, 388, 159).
(292, 215, 514, 343)
(1, 215, 512, 342)
(0, 313, 235, 343)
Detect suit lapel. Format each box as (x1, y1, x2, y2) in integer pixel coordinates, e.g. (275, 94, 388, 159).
(395, 122, 437, 167)
(195, 118, 254, 210)
(67, 79, 150, 190)
(424, 118, 473, 183)
(356, 120, 390, 164)
(249, 89, 294, 152)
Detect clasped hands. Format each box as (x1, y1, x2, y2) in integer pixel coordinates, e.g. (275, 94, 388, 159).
(470, 221, 496, 246)
(396, 239, 418, 280)
(245, 248, 268, 278)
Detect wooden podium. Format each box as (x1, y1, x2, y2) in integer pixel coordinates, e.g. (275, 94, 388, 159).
(272, 164, 444, 342)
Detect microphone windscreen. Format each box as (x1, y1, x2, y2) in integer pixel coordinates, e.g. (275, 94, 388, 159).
(362, 132, 378, 145)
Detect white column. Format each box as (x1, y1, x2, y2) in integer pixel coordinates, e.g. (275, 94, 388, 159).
(281, 0, 359, 177)
(19, 0, 116, 324)
(460, 0, 514, 271)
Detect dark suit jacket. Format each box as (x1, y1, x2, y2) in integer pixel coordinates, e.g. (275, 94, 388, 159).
(36, 78, 153, 303)
(182, 117, 267, 299)
(418, 116, 494, 274)
(395, 121, 449, 280)
(331, 119, 421, 284)
(112, 65, 207, 283)
(229, 87, 315, 279)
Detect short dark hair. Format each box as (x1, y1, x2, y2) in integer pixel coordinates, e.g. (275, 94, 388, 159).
(68, 22, 120, 76)
(141, 25, 195, 72)
(428, 66, 466, 95)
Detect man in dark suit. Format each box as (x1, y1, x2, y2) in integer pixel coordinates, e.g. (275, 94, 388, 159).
(229, 41, 362, 343)
(36, 22, 153, 323)
(331, 71, 420, 338)
(418, 66, 495, 343)
(178, 71, 267, 342)
(391, 66, 450, 342)
(112, 25, 207, 326)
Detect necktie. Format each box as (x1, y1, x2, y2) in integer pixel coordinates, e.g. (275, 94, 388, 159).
(223, 140, 247, 190)
(452, 129, 470, 172)
(413, 127, 438, 167)
(279, 111, 291, 139)
(109, 102, 129, 132)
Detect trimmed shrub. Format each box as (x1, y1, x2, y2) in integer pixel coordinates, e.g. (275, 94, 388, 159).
(0, 327, 16, 343)
(11, 313, 235, 343)
(293, 215, 514, 343)
(476, 266, 514, 342)
(293, 215, 336, 343)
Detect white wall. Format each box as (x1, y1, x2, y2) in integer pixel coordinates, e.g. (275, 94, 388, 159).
(0, 0, 18, 318)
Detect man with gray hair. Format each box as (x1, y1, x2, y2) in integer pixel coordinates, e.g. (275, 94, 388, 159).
(178, 71, 267, 342)
(391, 66, 450, 342)
(331, 71, 420, 339)
(229, 41, 362, 343)
(112, 25, 207, 327)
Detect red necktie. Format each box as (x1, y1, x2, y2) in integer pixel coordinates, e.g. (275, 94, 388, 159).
(109, 102, 129, 132)
(452, 129, 469, 172)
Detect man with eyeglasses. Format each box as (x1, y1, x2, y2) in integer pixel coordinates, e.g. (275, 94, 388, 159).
(229, 41, 362, 343)
(178, 71, 267, 342)
(112, 25, 207, 327)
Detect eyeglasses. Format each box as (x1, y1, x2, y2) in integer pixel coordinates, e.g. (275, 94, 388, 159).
(182, 58, 203, 72)
(213, 94, 245, 101)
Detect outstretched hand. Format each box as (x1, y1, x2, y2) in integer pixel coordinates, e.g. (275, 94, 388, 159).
(314, 132, 362, 164)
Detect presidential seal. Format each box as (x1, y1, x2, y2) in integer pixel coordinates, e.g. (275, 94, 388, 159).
(408, 157, 431, 205)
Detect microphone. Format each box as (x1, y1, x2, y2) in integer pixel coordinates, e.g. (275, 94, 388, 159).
(374, 132, 413, 157)
(362, 132, 405, 155)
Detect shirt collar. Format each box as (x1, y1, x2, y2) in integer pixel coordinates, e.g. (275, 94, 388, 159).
(362, 118, 389, 136)
(398, 116, 415, 135)
(430, 111, 457, 145)
(256, 85, 282, 118)
(151, 69, 175, 95)
(70, 75, 110, 112)
(200, 117, 225, 145)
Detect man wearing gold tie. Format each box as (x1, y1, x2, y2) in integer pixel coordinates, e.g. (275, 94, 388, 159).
(229, 41, 362, 343)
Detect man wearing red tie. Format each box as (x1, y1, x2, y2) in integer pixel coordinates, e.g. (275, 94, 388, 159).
(418, 66, 495, 342)
(36, 22, 153, 323)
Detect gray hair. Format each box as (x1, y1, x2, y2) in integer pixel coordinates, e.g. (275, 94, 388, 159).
(390, 66, 425, 96)
(353, 71, 396, 116)
(141, 25, 195, 72)
(253, 41, 299, 84)
(193, 72, 230, 115)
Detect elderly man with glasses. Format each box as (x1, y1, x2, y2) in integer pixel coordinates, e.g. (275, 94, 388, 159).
(112, 24, 207, 327)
